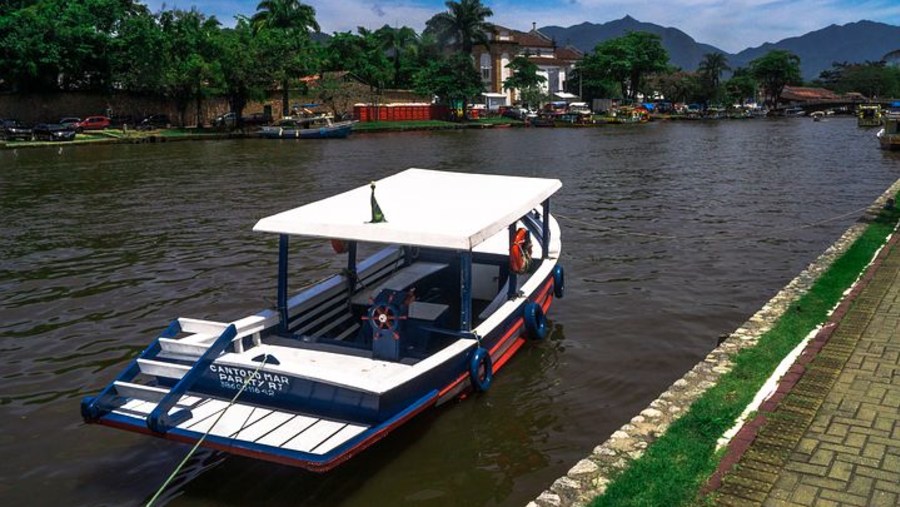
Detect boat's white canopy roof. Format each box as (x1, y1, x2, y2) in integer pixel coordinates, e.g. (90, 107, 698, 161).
(253, 168, 562, 250)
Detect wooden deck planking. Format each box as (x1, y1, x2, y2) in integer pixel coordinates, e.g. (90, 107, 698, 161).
(188, 403, 264, 436)
(113, 398, 155, 416)
(177, 399, 232, 430)
(254, 414, 319, 447)
(310, 423, 369, 454)
(106, 391, 372, 457)
(230, 411, 295, 442)
(282, 419, 347, 453)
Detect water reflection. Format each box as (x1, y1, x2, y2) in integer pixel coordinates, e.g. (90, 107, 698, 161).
(0, 119, 897, 506)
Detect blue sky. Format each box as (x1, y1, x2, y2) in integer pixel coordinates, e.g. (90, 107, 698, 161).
(141, 1, 900, 53)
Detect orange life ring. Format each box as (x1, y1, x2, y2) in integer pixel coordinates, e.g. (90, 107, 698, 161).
(331, 239, 348, 254)
(509, 228, 532, 274)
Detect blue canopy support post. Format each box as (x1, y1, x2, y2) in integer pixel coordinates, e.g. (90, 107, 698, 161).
(347, 241, 358, 295)
(277, 234, 289, 336)
(460, 250, 473, 332)
(507, 223, 518, 299)
(542, 198, 551, 259)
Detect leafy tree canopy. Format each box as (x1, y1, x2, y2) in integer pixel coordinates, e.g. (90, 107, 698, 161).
(581, 31, 668, 101)
(817, 61, 900, 98)
(413, 52, 484, 106)
(750, 49, 801, 107)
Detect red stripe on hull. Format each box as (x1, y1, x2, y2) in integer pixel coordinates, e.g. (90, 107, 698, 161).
(437, 273, 555, 402)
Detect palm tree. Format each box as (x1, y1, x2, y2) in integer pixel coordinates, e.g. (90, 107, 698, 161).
(698, 52, 730, 89)
(251, 0, 320, 117)
(250, 0, 318, 33)
(424, 0, 494, 55)
(374, 25, 419, 88)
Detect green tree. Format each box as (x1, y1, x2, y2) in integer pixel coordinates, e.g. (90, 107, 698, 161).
(503, 55, 546, 108)
(217, 18, 271, 127)
(698, 52, 730, 89)
(111, 7, 166, 95)
(566, 66, 619, 102)
(697, 52, 730, 105)
(750, 49, 801, 107)
(373, 25, 419, 88)
(250, 0, 320, 117)
(646, 69, 702, 104)
(582, 31, 668, 101)
(818, 61, 900, 99)
(0, 0, 145, 92)
(724, 67, 758, 105)
(423, 0, 493, 55)
(413, 53, 484, 115)
(159, 8, 222, 126)
(321, 29, 391, 90)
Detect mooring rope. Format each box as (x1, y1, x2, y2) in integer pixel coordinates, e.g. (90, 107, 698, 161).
(146, 355, 269, 507)
(554, 205, 870, 242)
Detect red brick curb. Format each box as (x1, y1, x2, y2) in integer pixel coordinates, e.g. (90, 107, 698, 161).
(703, 230, 900, 493)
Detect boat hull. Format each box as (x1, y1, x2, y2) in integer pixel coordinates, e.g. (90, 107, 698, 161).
(87, 267, 558, 472)
(299, 123, 353, 139)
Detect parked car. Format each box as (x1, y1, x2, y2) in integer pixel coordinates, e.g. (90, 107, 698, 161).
(214, 112, 237, 127)
(502, 107, 537, 120)
(138, 114, 170, 130)
(59, 117, 81, 130)
(2, 119, 33, 141)
(33, 123, 77, 141)
(74, 116, 110, 132)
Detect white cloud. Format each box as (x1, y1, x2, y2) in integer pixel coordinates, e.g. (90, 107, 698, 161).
(490, 0, 900, 53)
(309, 0, 435, 34)
(140, 0, 900, 53)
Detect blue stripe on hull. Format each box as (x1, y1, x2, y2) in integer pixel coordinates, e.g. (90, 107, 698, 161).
(90, 271, 555, 471)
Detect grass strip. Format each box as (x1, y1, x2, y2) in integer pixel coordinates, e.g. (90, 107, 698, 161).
(353, 120, 459, 131)
(591, 196, 900, 507)
(352, 118, 522, 131)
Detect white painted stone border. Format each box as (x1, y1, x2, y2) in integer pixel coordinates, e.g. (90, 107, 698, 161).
(529, 179, 900, 507)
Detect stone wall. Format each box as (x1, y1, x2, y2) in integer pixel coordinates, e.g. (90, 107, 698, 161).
(529, 178, 900, 507)
(0, 88, 429, 125)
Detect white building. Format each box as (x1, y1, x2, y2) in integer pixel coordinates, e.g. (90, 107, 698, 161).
(472, 24, 583, 109)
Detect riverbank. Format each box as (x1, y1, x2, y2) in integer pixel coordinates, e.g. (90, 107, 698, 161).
(530, 178, 900, 507)
(1, 128, 241, 150)
(1, 119, 525, 150)
(709, 211, 900, 506)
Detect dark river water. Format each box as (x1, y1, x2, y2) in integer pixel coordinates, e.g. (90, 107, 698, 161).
(1, 117, 898, 506)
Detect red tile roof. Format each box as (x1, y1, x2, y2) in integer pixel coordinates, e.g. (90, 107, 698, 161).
(780, 86, 840, 102)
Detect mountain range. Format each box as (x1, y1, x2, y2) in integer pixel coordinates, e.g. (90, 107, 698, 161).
(539, 16, 900, 81)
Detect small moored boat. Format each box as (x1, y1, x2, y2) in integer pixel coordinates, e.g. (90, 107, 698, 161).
(81, 168, 564, 472)
(858, 104, 882, 128)
(877, 113, 900, 150)
(259, 114, 356, 139)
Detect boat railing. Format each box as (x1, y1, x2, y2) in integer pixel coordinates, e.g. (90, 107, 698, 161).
(146, 324, 239, 433)
(80, 319, 179, 423)
(80, 317, 264, 431)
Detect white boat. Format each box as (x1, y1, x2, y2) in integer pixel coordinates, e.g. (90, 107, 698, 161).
(81, 168, 565, 471)
(877, 113, 900, 150)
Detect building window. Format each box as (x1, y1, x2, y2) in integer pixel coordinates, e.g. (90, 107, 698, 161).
(479, 53, 492, 82)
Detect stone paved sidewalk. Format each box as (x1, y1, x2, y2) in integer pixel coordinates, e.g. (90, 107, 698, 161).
(712, 234, 900, 506)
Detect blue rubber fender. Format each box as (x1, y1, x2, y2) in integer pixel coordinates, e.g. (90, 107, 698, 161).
(523, 301, 548, 340)
(468, 347, 493, 392)
(553, 264, 565, 298)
